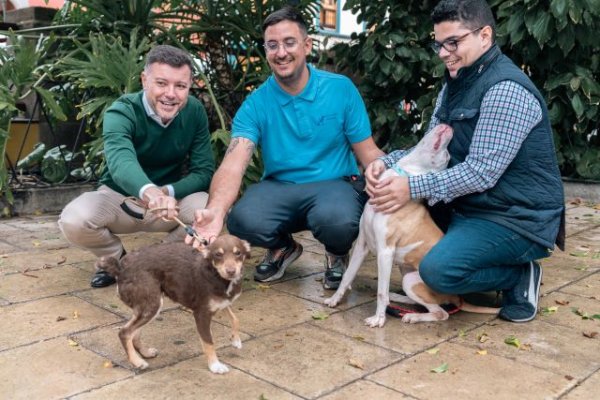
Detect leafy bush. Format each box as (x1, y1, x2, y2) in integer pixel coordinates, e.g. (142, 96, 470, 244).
(327, 0, 599, 180)
(490, 0, 600, 180)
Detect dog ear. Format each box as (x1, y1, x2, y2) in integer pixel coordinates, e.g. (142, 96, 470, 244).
(241, 240, 251, 255)
(199, 247, 210, 258)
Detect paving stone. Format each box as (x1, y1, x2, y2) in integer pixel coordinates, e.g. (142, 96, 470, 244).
(559, 271, 600, 299)
(220, 323, 403, 399)
(72, 308, 249, 371)
(562, 369, 600, 400)
(0, 295, 122, 351)
(0, 241, 20, 254)
(319, 379, 410, 399)
(273, 272, 381, 310)
(539, 256, 599, 294)
(450, 319, 600, 378)
(0, 337, 132, 400)
(368, 342, 572, 400)
(0, 247, 94, 274)
(539, 291, 600, 331)
(565, 205, 600, 236)
(212, 287, 332, 336)
(75, 286, 180, 318)
(314, 302, 480, 355)
(0, 230, 70, 250)
(0, 264, 91, 302)
(70, 357, 302, 400)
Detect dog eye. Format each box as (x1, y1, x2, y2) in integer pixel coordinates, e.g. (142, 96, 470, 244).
(214, 252, 224, 258)
(233, 250, 241, 256)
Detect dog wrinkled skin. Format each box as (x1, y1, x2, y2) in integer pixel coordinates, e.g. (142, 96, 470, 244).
(324, 124, 499, 327)
(97, 234, 250, 373)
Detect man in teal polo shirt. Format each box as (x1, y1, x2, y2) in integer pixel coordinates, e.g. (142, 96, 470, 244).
(59, 45, 214, 288)
(188, 6, 383, 290)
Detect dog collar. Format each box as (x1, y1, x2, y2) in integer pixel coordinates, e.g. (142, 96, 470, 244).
(391, 165, 410, 177)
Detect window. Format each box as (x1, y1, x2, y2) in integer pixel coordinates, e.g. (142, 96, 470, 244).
(320, 0, 337, 30)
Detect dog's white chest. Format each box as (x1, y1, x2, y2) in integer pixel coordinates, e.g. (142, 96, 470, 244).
(208, 293, 240, 313)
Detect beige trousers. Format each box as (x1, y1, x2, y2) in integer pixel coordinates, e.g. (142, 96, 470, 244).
(58, 185, 208, 260)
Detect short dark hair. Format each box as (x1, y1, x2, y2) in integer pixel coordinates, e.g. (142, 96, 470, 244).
(431, 0, 496, 40)
(145, 45, 193, 73)
(262, 6, 308, 36)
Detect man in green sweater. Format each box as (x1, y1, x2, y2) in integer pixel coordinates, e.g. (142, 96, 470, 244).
(59, 45, 215, 288)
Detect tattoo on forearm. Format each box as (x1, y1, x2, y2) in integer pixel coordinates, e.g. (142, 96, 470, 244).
(225, 138, 255, 162)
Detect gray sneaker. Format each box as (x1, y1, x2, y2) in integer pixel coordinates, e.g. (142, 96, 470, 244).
(254, 241, 303, 282)
(499, 261, 542, 323)
(323, 253, 349, 290)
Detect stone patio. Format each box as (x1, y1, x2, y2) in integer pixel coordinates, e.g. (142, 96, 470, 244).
(1, 200, 599, 399)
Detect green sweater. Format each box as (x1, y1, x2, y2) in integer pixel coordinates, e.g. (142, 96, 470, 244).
(100, 91, 214, 199)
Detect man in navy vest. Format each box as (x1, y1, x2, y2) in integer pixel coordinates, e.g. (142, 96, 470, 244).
(366, 0, 565, 322)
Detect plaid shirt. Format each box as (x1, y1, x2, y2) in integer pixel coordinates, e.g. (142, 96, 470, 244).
(380, 80, 543, 205)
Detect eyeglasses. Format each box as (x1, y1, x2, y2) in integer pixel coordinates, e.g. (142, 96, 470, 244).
(264, 38, 302, 54)
(430, 27, 483, 53)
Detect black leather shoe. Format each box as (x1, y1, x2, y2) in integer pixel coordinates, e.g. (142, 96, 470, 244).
(90, 270, 116, 288)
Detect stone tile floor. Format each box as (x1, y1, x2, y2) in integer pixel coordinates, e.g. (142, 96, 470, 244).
(1, 201, 599, 399)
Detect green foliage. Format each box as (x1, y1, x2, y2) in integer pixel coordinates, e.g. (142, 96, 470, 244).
(0, 32, 65, 202)
(328, 0, 599, 180)
(490, 0, 600, 180)
(323, 0, 441, 150)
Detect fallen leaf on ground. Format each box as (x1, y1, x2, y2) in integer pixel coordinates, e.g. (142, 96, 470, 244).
(68, 339, 79, 347)
(572, 308, 591, 319)
(430, 362, 448, 373)
(353, 335, 365, 341)
(32, 241, 41, 247)
(565, 375, 574, 381)
(426, 348, 440, 355)
(348, 358, 364, 370)
(72, 311, 79, 319)
(555, 299, 570, 305)
(541, 306, 559, 316)
(57, 256, 67, 265)
(504, 335, 521, 349)
(255, 284, 271, 291)
(458, 329, 467, 338)
(477, 332, 490, 343)
(56, 316, 66, 322)
(582, 331, 598, 339)
(568, 198, 582, 205)
(476, 349, 488, 355)
(311, 311, 329, 320)
(103, 361, 113, 368)
(21, 268, 39, 278)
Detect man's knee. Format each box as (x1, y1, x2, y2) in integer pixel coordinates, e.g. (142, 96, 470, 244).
(420, 252, 454, 294)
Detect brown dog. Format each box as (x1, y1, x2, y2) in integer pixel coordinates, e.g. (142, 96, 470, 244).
(96, 234, 251, 374)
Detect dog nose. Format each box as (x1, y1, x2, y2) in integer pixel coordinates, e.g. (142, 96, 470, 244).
(226, 268, 236, 277)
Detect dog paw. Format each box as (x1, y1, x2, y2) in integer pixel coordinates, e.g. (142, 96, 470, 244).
(364, 314, 386, 328)
(140, 347, 159, 358)
(132, 359, 149, 370)
(209, 361, 230, 374)
(323, 295, 341, 308)
(231, 337, 242, 349)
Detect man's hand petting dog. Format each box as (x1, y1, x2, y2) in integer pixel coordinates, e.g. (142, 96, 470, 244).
(365, 159, 411, 214)
(97, 234, 250, 373)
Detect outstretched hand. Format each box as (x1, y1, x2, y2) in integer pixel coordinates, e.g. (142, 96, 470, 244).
(185, 208, 224, 249)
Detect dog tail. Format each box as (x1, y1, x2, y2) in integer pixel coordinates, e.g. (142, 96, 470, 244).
(461, 302, 500, 314)
(95, 256, 121, 277)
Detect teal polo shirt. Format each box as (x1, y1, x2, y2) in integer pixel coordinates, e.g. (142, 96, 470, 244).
(232, 64, 372, 184)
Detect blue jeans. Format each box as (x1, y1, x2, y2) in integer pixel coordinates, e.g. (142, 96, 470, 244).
(420, 212, 550, 294)
(227, 178, 368, 255)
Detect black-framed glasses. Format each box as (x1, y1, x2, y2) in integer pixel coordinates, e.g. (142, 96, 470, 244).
(264, 38, 302, 53)
(430, 27, 483, 53)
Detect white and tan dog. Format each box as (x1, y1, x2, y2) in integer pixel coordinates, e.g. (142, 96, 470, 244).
(324, 124, 499, 327)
